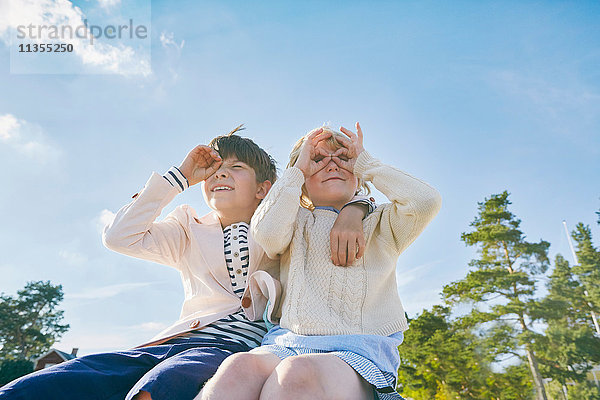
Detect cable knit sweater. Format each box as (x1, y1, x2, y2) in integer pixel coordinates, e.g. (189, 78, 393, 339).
(251, 151, 442, 336)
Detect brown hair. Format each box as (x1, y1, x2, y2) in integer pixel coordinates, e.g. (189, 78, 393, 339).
(208, 124, 277, 183)
(287, 126, 370, 210)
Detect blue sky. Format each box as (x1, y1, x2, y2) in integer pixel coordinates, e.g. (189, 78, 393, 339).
(1, 0, 599, 356)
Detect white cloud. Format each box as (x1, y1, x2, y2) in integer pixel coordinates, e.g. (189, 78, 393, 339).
(159, 31, 184, 50)
(489, 70, 600, 128)
(0, 114, 19, 140)
(94, 209, 116, 234)
(97, 0, 121, 11)
(0, 113, 62, 164)
(58, 250, 88, 266)
(155, 31, 184, 85)
(396, 259, 444, 288)
(66, 282, 157, 300)
(0, 0, 150, 77)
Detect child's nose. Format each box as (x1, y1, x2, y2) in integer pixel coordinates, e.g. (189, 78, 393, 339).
(214, 167, 229, 178)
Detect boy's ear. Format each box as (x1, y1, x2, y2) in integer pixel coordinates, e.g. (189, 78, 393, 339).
(256, 180, 272, 200)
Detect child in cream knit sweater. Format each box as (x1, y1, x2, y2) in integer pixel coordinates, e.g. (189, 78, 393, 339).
(199, 123, 442, 400)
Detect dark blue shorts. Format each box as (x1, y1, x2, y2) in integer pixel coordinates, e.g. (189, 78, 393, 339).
(0, 337, 249, 400)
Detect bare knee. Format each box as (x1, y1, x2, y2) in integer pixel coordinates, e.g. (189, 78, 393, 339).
(260, 354, 373, 400)
(262, 356, 323, 399)
(200, 352, 279, 400)
(218, 352, 275, 381)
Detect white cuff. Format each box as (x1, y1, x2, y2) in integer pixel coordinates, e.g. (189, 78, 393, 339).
(162, 166, 189, 193)
(343, 195, 376, 216)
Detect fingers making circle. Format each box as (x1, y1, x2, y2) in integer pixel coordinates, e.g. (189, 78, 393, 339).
(306, 127, 325, 143)
(335, 130, 353, 149)
(339, 122, 363, 140)
(313, 147, 333, 173)
(310, 129, 331, 148)
(339, 126, 356, 141)
(331, 147, 350, 160)
(339, 122, 365, 159)
(331, 148, 354, 173)
(355, 121, 363, 140)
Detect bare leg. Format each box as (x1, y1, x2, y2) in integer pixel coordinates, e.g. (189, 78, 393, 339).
(259, 354, 374, 400)
(197, 351, 281, 400)
(132, 391, 152, 400)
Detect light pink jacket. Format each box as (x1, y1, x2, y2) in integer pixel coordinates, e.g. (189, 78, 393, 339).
(102, 172, 280, 347)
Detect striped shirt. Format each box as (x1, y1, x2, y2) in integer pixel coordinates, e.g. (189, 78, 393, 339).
(161, 170, 269, 349)
(223, 223, 250, 298)
(176, 310, 267, 348)
(174, 222, 266, 348)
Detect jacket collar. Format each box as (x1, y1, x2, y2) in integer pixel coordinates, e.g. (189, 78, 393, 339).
(193, 211, 264, 294)
(195, 211, 221, 226)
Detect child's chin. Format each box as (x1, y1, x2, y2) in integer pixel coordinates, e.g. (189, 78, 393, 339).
(210, 198, 240, 210)
(209, 198, 229, 209)
(315, 195, 352, 207)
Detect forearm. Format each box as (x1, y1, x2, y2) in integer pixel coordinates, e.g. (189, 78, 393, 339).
(251, 167, 305, 258)
(354, 151, 441, 252)
(103, 170, 187, 265)
(354, 151, 441, 216)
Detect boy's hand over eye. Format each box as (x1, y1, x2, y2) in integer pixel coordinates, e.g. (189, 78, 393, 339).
(334, 122, 365, 173)
(179, 145, 223, 186)
(295, 128, 333, 178)
(331, 203, 367, 266)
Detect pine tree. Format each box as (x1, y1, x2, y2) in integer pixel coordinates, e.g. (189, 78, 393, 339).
(443, 191, 550, 400)
(397, 306, 489, 399)
(571, 223, 600, 320)
(0, 281, 70, 361)
(535, 254, 600, 398)
(397, 306, 532, 399)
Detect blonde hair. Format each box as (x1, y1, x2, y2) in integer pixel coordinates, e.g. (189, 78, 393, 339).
(287, 126, 370, 210)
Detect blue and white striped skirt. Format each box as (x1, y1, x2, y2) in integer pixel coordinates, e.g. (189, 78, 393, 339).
(253, 344, 405, 400)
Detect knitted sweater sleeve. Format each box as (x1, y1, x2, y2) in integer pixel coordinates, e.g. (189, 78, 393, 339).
(251, 167, 305, 259)
(354, 151, 442, 254)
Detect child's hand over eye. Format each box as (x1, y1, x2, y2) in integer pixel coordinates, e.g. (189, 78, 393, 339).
(179, 145, 223, 186)
(334, 122, 365, 173)
(295, 128, 333, 178)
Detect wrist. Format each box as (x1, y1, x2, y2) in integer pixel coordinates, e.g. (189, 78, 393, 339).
(342, 195, 375, 218)
(295, 162, 309, 178)
(340, 203, 367, 219)
(178, 164, 190, 179)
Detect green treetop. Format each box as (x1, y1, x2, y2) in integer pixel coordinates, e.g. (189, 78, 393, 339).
(443, 191, 550, 400)
(0, 280, 70, 361)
